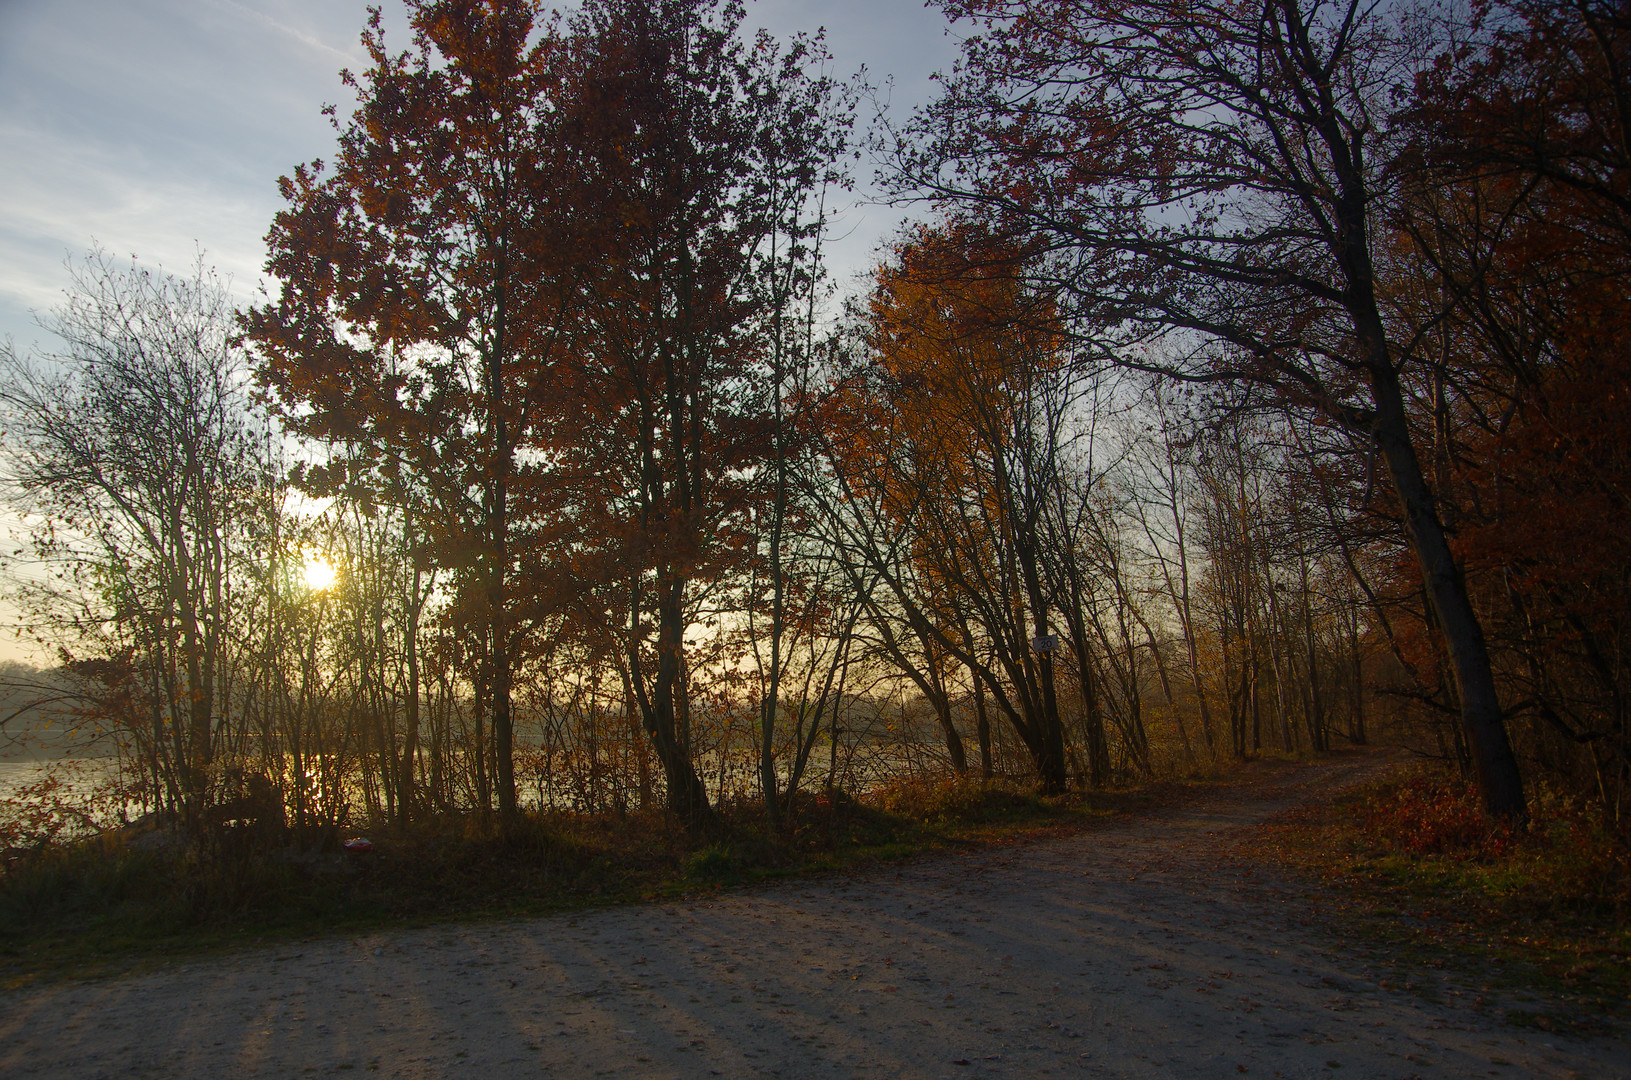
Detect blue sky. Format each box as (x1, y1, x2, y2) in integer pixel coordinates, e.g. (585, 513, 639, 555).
(0, 0, 962, 354)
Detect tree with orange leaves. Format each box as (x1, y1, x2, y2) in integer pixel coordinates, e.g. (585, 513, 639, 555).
(824, 225, 1091, 791)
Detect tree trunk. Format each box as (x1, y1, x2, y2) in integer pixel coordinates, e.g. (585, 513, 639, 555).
(1299, 550, 1327, 752)
(1325, 99, 1528, 819)
(634, 580, 711, 826)
(974, 678, 993, 780)
(400, 558, 423, 824)
(1348, 602, 1367, 745)
(1170, 495, 1216, 756)
(1367, 360, 1526, 820)
(926, 645, 968, 774)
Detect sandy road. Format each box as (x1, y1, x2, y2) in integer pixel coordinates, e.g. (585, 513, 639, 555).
(0, 753, 1624, 1080)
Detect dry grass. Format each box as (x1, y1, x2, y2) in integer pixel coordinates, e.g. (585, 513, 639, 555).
(0, 773, 1144, 985)
(1263, 763, 1631, 1029)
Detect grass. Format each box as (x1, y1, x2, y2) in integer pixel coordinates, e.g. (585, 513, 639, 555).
(0, 775, 1146, 987)
(1262, 764, 1631, 1029)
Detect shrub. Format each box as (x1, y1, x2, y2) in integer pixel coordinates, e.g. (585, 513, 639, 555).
(871, 774, 1050, 826)
(1357, 772, 1518, 858)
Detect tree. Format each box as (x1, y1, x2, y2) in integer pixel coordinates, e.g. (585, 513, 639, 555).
(823, 227, 1084, 791)
(1127, 385, 1218, 761)
(899, 0, 1528, 821)
(0, 249, 270, 826)
(246, 0, 578, 821)
(539, 0, 850, 823)
(1393, 0, 1631, 813)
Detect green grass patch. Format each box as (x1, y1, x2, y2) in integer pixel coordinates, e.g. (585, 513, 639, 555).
(1263, 764, 1631, 1019)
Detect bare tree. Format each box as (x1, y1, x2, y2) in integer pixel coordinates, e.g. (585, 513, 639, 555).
(0, 249, 270, 826)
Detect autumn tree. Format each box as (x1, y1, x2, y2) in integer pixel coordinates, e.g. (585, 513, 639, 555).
(1392, 0, 1631, 813)
(822, 228, 1088, 791)
(899, 0, 1528, 821)
(537, 0, 851, 823)
(246, 0, 581, 821)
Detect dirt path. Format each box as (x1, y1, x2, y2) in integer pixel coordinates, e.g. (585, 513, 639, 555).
(1, 753, 1623, 1079)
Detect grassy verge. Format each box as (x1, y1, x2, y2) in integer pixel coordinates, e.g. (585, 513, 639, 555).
(1262, 764, 1630, 1032)
(0, 777, 1158, 987)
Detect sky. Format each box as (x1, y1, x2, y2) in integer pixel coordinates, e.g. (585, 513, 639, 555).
(0, 0, 963, 354)
(0, 0, 964, 662)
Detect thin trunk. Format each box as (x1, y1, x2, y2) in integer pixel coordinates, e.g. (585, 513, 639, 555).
(926, 644, 968, 774)
(1264, 576, 1294, 754)
(1348, 600, 1367, 745)
(1299, 550, 1327, 752)
(974, 677, 993, 780)
(1170, 488, 1215, 755)
(400, 559, 422, 824)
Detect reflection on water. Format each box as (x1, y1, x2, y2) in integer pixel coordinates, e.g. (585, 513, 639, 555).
(0, 758, 119, 797)
(1, 741, 937, 836)
(0, 757, 134, 840)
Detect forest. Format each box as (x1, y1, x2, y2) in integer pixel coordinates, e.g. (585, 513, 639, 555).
(0, 0, 1626, 879)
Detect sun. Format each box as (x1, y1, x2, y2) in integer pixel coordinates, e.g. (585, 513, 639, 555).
(301, 554, 338, 592)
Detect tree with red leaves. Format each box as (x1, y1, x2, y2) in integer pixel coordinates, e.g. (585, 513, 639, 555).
(250, 0, 850, 826)
(1394, 0, 1631, 815)
(545, 0, 850, 824)
(246, 0, 579, 821)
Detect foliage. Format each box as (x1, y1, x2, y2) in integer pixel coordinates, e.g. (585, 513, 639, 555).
(1267, 764, 1631, 1017)
(872, 774, 1054, 826)
(1354, 772, 1521, 859)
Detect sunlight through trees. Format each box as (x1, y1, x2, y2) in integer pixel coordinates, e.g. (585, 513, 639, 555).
(1, 0, 1627, 856)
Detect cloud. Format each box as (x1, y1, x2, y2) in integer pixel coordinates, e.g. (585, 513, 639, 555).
(210, 0, 365, 71)
(0, 127, 276, 348)
(0, 0, 378, 346)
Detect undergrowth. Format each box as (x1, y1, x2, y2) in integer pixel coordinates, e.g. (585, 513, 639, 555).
(1265, 764, 1631, 1027)
(0, 774, 1123, 985)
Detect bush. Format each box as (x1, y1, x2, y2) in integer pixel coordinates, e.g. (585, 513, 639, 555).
(1357, 772, 1518, 858)
(872, 774, 1044, 825)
